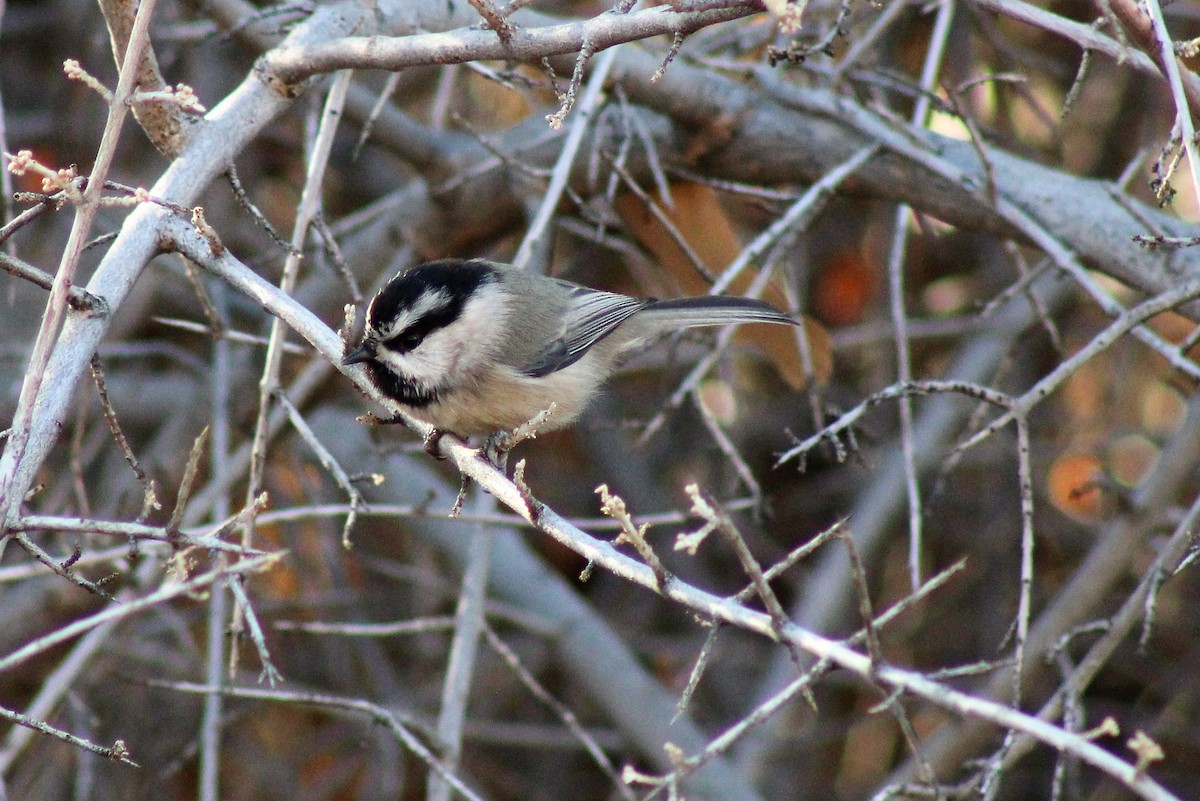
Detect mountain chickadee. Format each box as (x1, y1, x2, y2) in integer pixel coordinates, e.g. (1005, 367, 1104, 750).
(342, 258, 798, 436)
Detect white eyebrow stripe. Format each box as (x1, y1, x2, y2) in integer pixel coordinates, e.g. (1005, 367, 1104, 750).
(374, 289, 451, 338)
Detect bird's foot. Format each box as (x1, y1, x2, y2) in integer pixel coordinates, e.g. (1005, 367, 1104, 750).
(482, 431, 511, 472)
(423, 428, 448, 459)
(481, 403, 558, 472)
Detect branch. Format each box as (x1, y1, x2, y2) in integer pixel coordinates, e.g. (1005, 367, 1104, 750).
(263, 3, 759, 85)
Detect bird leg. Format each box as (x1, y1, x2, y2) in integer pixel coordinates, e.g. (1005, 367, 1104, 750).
(481, 403, 558, 472)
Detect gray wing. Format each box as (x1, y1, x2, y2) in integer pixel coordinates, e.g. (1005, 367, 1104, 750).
(522, 285, 648, 378)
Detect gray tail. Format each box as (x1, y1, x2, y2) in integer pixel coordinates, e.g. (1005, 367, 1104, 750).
(638, 295, 797, 330)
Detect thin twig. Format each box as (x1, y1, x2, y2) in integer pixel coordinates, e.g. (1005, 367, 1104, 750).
(691, 392, 763, 509)
(638, 146, 877, 444)
(226, 573, 282, 685)
(242, 68, 352, 560)
(273, 616, 458, 635)
(8, 532, 115, 598)
(0, 0, 161, 530)
(167, 426, 209, 536)
(0, 552, 278, 674)
(0, 703, 138, 767)
(891, 0, 954, 590)
(513, 40, 617, 270)
(0, 252, 106, 312)
(428, 487, 494, 801)
(353, 71, 404, 156)
(597, 484, 671, 590)
(155, 681, 488, 801)
(199, 278, 233, 801)
(275, 388, 365, 548)
(482, 622, 638, 801)
(7, 515, 267, 555)
(467, 0, 515, 43)
(957, 278, 1200, 453)
(1141, 0, 1200, 204)
(224, 166, 295, 254)
(777, 380, 1011, 467)
(607, 153, 716, 283)
(89, 354, 160, 518)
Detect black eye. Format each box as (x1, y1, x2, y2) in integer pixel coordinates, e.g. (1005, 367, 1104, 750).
(388, 330, 426, 353)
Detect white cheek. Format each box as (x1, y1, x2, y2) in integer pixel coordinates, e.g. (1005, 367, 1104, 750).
(403, 332, 458, 378)
(374, 347, 423, 380)
(441, 287, 508, 372)
(378, 285, 508, 385)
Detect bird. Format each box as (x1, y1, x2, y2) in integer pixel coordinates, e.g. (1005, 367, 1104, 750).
(342, 258, 798, 437)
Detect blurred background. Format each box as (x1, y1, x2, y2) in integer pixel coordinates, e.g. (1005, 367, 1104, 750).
(2, 0, 1200, 799)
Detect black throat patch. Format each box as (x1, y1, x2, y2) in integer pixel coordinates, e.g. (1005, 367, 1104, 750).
(364, 360, 442, 407)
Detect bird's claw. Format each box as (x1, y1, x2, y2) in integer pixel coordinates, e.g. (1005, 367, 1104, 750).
(423, 428, 448, 459)
(482, 431, 512, 471)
